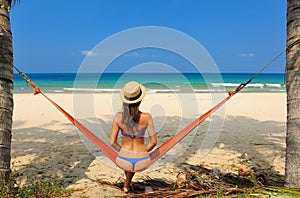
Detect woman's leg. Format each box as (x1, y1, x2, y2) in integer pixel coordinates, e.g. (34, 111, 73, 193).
(123, 171, 135, 193)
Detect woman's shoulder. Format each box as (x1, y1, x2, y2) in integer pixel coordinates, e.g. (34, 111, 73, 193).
(114, 112, 123, 120)
(140, 112, 153, 120)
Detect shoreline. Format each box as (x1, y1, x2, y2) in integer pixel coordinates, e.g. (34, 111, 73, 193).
(13, 90, 287, 95)
(12, 92, 286, 197)
(13, 72, 286, 94)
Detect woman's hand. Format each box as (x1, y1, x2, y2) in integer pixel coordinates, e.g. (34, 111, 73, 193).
(145, 114, 157, 152)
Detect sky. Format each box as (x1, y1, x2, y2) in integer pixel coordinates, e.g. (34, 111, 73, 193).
(10, 0, 286, 73)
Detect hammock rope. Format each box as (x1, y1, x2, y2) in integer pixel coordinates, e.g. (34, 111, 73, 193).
(14, 39, 298, 171)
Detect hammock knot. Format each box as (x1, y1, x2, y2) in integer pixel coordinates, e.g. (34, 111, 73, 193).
(28, 81, 41, 95)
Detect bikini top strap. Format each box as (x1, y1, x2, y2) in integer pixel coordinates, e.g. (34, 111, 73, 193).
(121, 133, 144, 138)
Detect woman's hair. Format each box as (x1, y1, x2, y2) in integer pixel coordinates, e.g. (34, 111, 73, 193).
(122, 101, 141, 133)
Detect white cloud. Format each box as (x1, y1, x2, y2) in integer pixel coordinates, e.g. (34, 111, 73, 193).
(81, 50, 99, 57)
(238, 52, 256, 57)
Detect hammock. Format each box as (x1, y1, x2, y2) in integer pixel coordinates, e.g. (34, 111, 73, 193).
(14, 39, 295, 171)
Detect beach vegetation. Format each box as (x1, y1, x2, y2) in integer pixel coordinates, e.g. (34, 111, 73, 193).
(105, 163, 300, 197)
(0, 171, 72, 198)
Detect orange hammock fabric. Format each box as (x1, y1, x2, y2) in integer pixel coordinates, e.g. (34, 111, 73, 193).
(16, 69, 246, 172)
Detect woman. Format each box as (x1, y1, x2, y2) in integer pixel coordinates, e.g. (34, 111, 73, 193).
(110, 81, 157, 193)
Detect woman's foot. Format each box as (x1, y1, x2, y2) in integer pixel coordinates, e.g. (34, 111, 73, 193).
(123, 171, 135, 193)
(123, 187, 129, 193)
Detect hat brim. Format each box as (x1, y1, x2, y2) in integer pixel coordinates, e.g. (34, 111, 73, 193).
(120, 84, 146, 104)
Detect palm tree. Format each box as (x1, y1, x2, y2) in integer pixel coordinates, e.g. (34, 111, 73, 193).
(0, 0, 17, 181)
(285, 0, 300, 188)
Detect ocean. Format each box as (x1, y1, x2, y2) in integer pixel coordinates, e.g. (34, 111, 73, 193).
(13, 73, 285, 94)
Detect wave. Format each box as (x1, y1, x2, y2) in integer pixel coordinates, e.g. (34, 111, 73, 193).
(63, 87, 181, 93)
(63, 88, 122, 92)
(266, 83, 282, 88)
(211, 83, 240, 87)
(211, 83, 265, 88)
(211, 83, 284, 89)
(52, 90, 65, 93)
(147, 88, 181, 93)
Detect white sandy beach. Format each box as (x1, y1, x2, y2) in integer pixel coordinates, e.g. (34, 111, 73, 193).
(11, 92, 286, 197)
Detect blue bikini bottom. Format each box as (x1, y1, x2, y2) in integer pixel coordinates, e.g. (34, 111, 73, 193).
(117, 155, 150, 170)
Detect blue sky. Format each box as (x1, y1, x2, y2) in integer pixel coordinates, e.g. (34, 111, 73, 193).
(11, 0, 286, 73)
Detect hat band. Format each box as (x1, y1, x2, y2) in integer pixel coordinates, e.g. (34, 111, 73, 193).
(124, 89, 142, 101)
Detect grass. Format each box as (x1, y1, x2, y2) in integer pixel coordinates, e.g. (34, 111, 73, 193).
(265, 186, 300, 197)
(0, 171, 72, 198)
(195, 187, 300, 198)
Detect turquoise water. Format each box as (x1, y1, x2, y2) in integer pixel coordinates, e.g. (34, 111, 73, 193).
(13, 73, 285, 93)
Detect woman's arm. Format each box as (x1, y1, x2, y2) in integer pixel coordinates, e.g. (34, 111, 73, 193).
(110, 115, 121, 151)
(145, 114, 157, 152)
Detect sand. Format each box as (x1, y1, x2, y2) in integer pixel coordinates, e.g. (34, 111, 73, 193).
(11, 92, 286, 197)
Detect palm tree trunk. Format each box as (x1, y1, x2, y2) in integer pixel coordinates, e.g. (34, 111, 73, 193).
(0, 0, 13, 181)
(285, 0, 300, 188)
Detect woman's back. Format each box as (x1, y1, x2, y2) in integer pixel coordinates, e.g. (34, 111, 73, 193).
(115, 111, 153, 153)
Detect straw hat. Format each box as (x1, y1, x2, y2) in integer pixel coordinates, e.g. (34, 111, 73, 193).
(120, 81, 146, 104)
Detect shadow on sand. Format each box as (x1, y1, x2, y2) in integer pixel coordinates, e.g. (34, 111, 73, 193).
(12, 119, 95, 186)
(174, 114, 286, 186)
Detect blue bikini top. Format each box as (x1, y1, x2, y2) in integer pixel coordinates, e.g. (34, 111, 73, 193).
(121, 132, 144, 138)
